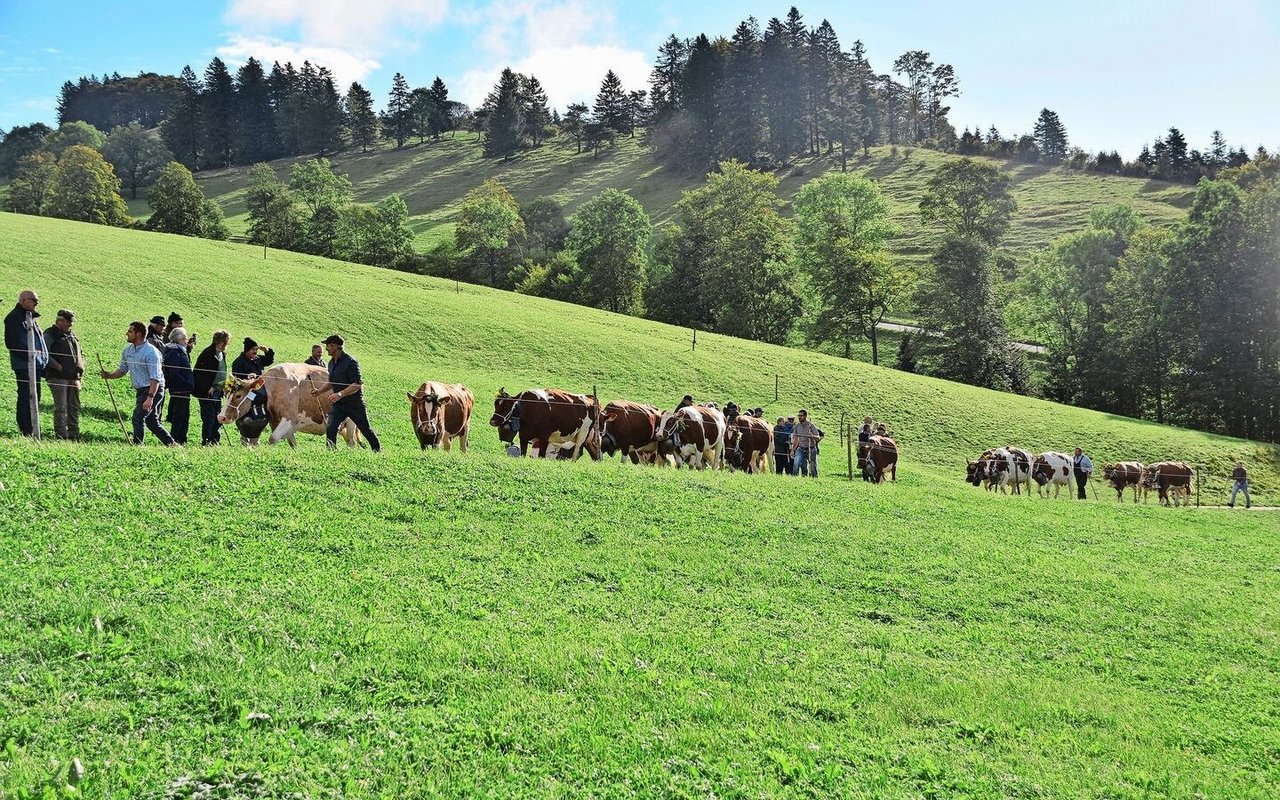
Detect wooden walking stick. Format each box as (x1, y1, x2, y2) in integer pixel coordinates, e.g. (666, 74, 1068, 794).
(96, 354, 130, 443)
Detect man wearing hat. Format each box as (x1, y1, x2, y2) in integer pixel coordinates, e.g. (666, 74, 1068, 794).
(5, 289, 48, 437)
(164, 312, 194, 353)
(146, 315, 167, 352)
(43, 309, 85, 440)
(309, 334, 381, 452)
(231, 337, 274, 425)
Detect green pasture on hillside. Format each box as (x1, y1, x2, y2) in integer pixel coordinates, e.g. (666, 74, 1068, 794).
(183, 135, 1194, 278)
(1, 213, 1277, 798)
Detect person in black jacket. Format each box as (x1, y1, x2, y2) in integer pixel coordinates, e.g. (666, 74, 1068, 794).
(193, 330, 230, 446)
(304, 344, 325, 367)
(5, 290, 48, 437)
(161, 328, 196, 445)
(231, 337, 274, 419)
(309, 334, 380, 452)
(43, 309, 84, 440)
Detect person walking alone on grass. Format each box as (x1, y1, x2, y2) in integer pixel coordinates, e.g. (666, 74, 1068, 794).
(161, 328, 195, 445)
(773, 416, 791, 475)
(193, 329, 229, 446)
(100, 321, 175, 446)
(43, 309, 84, 440)
(1228, 461, 1252, 509)
(1073, 447, 1093, 500)
(309, 334, 381, 452)
(790, 409, 821, 478)
(5, 290, 48, 437)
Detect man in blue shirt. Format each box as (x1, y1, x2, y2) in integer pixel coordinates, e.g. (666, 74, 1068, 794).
(99, 320, 176, 446)
(4, 289, 49, 437)
(309, 334, 381, 452)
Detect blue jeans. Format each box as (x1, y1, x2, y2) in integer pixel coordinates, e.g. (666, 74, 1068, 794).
(133, 387, 175, 445)
(327, 401, 380, 452)
(792, 447, 816, 477)
(1230, 480, 1251, 507)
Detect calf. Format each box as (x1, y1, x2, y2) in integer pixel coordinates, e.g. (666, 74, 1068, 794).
(1030, 452, 1073, 498)
(1102, 462, 1146, 502)
(406, 381, 474, 452)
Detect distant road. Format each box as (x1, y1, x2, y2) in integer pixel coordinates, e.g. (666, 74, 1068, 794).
(880, 321, 1047, 355)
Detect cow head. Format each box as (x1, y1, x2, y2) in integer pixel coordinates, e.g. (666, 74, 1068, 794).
(599, 411, 621, 457)
(407, 388, 452, 445)
(655, 412, 687, 447)
(490, 387, 520, 442)
(1102, 463, 1116, 481)
(965, 458, 985, 486)
(1031, 456, 1052, 486)
(217, 374, 265, 424)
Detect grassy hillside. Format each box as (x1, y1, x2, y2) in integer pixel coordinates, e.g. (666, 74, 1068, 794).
(180, 134, 1195, 277)
(1, 214, 1277, 798)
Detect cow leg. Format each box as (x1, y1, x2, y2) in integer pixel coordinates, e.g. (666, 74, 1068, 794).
(459, 424, 469, 453)
(269, 418, 295, 447)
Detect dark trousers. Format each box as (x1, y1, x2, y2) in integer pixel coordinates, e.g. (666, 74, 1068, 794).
(14, 371, 42, 436)
(774, 452, 790, 474)
(327, 401, 380, 452)
(166, 394, 190, 445)
(132, 387, 175, 446)
(1075, 470, 1089, 500)
(198, 395, 223, 445)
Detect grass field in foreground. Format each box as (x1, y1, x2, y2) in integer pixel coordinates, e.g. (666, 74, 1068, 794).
(1, 213, 1278, 797)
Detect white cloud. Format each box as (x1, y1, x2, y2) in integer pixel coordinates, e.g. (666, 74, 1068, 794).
(216, 34, 382, 88)
(224, 0, 449, 51)
(455, 0, 650, 110)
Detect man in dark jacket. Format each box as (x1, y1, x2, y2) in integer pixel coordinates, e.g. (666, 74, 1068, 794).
(231, 337, 274, 419)
(146, 315, 167, 351)
(193, 330, 230, 446)
(309, 334, 380, 452)
(43, 309, 84, 440)
(304, 344, 325, 367)
(773, 416, 791, 475)
(5, 290, 49, 437)
(161, 328, 196, 445)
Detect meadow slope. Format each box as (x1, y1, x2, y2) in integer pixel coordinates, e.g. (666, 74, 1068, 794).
(181, 135, 1195, 277)
(1, 214, 1277, 798)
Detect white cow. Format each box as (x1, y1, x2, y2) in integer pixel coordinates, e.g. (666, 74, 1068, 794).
(655, 405, 726, 469)
(1031, 451, 1074, 498)
(988, 446, 1033, 495)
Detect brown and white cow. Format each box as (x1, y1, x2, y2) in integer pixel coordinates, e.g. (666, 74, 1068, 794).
(966, 450, 1000, 490)
(490, 387, 601, 460)
(1143, 461, 1193, 507)
(600, 400, 663, 464)
(859, 435, 898, 483)
(217, 363, 358, 447)
(654, 405, 726, 469)
(1102, 462, 1146, 502)
(406, 381, 474, 452)
(966, 447, 1031, 494)
(725, 415, 774, 474)
(1030, 452, 1073, 498)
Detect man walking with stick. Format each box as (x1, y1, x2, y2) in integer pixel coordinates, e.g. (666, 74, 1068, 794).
(1073, 446, 1093, 500)
(99, 321, 176, 446)
(5, 290, 48, 438)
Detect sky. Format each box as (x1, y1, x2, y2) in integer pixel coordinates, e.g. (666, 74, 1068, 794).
(1, 0, 1277, 159)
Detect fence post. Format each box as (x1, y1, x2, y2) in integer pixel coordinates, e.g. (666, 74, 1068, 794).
(1196, 466, 1202, 508)
(692, 329, 697, 351)
(839, 411, 845, 446)
(25, 316, 39, 441)
(774, 374, 779, 402)
(846, 423, 854, 481)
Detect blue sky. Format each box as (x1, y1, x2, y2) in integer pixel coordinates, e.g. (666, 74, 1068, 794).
(2, 0, 1277, 158)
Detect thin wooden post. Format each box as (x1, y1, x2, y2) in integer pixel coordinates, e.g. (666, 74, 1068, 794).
(96, 354, 130, 444)
(692, 329, 697, 351)
(1196, 466, 1202, 508)
(839, 411, 845, 446)
(846, 423, 854, 481)
(25, 316, 39, 441)
(774, 374, 779, 402)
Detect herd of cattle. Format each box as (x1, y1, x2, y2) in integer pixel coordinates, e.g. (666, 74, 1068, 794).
(214, 368, 898, 479)
(213, 367, 1197, 500)
(965, 446, 1196, 506)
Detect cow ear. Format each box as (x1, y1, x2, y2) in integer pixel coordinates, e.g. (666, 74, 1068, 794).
(406, 392, 417, 401)
(438, 394, 452, 404)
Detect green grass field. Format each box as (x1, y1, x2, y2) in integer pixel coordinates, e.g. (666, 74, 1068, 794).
(1, 213, 1277, 798)
(182, 134, 1194, 280)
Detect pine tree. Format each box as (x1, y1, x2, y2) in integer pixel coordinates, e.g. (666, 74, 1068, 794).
(385, 72, 413, 148)
(426, 77, 451, 139)
(891, 50, 932, 145)
(161, 66, 203, 170)
(520, 75, 551, 145)
(562, 102, 589, 154)
(410, 87, 433, 144)
(1164, 127, 1189, 181)
(806, 21, 842, 153)
(675, 34, 723, 170)
(594, 70, 628, 137)
(482, 68, 524, 159)
(345, 82, 378, 153)
(201, 57, 236, 168)
(235, 57, 279, 163)
(648, 34, 687, 124)
(1033, 108, 1068, 163)
(306, 67, 346, 156)
(716, 18, 764, 164)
